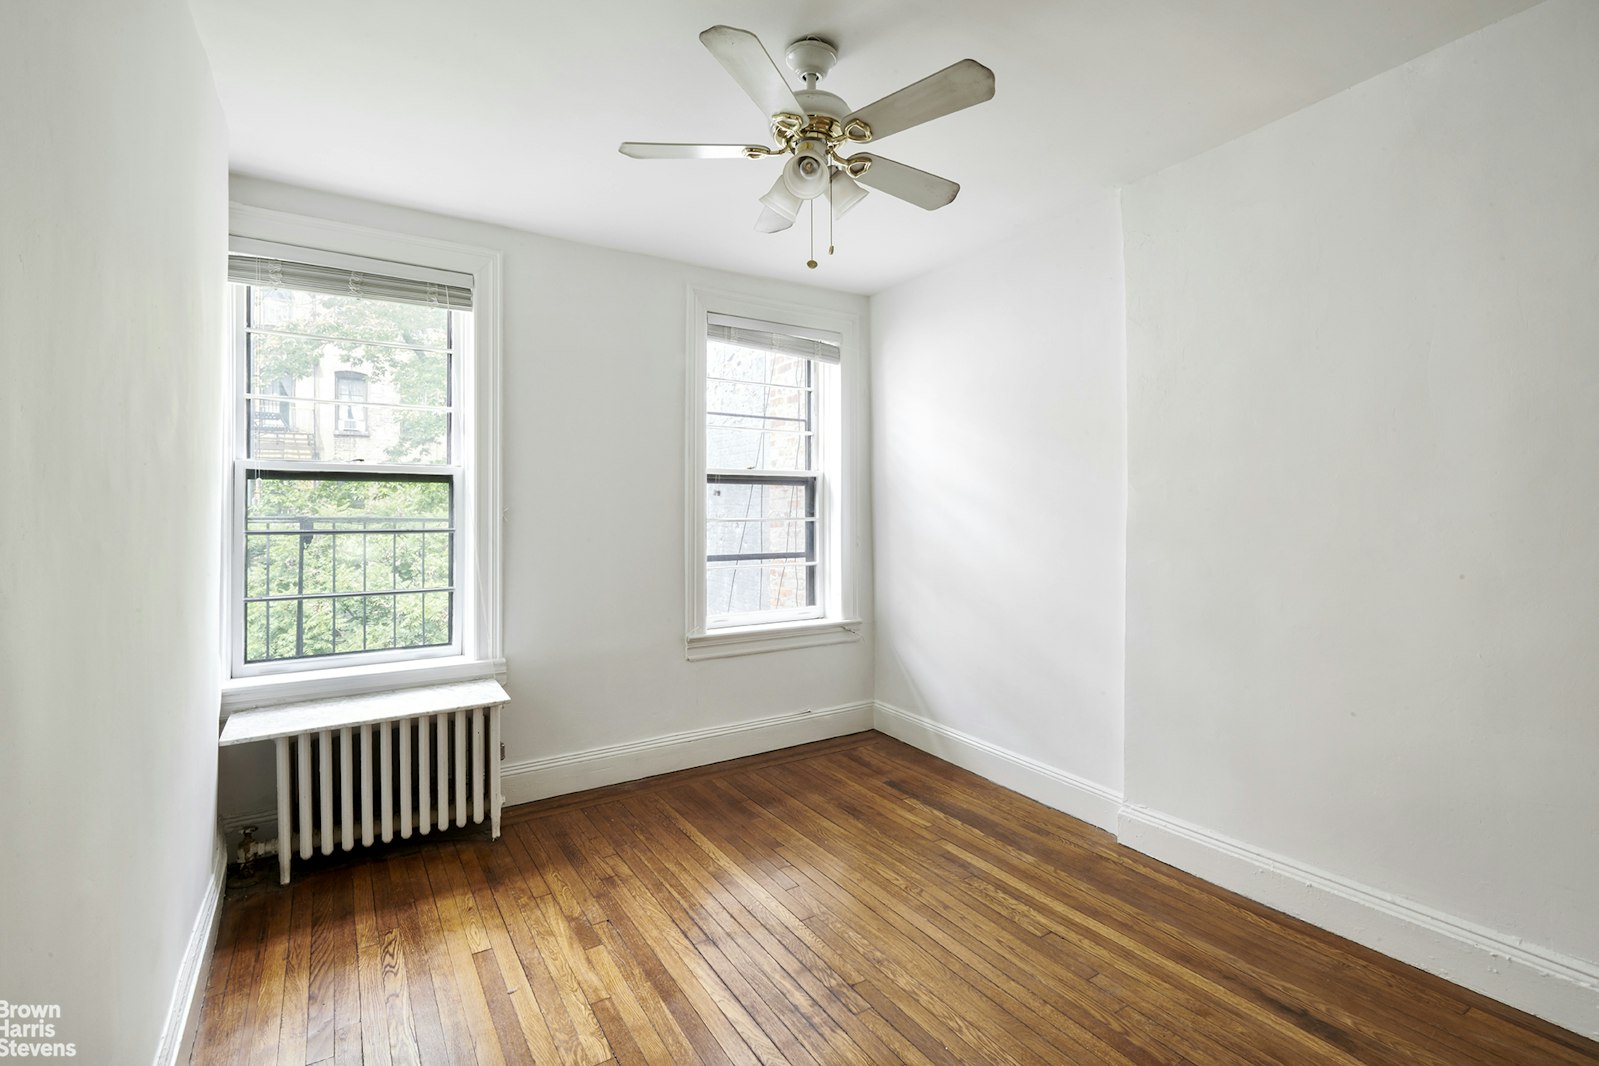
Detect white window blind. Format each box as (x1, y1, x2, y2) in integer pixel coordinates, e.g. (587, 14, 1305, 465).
(228, 244, 473, 310)
(707, 312, 840, 364)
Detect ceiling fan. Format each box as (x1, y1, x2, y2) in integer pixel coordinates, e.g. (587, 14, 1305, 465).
(619, 26, 995, 267)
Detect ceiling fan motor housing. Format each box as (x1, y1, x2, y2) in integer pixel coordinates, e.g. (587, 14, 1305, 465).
(794, 89, 850, 121)
(785, 36, 838, 87)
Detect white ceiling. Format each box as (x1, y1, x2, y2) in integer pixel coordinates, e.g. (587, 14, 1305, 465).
(189, 0, 1538, 295)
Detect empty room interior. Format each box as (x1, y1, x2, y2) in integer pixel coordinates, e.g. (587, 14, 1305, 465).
(4, 0, 1599, 1062)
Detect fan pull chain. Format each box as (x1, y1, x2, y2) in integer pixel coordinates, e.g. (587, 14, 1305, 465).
(806, 199, 817, 270)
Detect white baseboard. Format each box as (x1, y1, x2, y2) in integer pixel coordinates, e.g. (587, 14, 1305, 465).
(500, 701, 876, 806)
(153, 835, 228, 1066)
(1118, 804, 1599, 1041)
(871, 701, 1123, 832)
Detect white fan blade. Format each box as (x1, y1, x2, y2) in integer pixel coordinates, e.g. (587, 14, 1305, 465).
(850, 155, 960, 210)
(619, 142, 764, 159)
(700, 25, 806, 121)
(845, 59, 995, 143)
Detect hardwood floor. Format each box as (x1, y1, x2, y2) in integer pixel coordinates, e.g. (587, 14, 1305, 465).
(191, 732, 1599, 1064)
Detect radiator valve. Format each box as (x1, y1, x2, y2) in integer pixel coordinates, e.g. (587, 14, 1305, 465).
(237, 825, 259, 872)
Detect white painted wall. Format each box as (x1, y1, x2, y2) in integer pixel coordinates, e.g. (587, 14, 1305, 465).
(218, 178, 874, 821)
(1123, 0, 1599, 970)
(871, 195, 1128, 823)
(0, 1, 226, 1062)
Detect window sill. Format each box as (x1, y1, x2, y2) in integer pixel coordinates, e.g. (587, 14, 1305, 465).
(685, 619, 862, 661)
(221, 655, 507, 717)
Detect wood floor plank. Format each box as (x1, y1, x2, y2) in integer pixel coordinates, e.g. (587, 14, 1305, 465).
(720, 770, 1117, 1066)
(668, 783, 1132, 1066)
(621, 791, 913, 1065)
(353, 864, 398, 1066)
(584, 935, 690, 1066)
(587, 895, 735, 1066)
(273, 879, 314, 1066)
(368, 853, 448, 1066)
(469, 949, 536, 1066)
(823, 747, 1400, 1060)
(328, 869, 365, 1066)
(419, 846, 508, 1066)
(597, 801, 837, 1066)
(476, 832, 599, 1066)
(585, 993, 648, 1066)
(763, 763, 1152, 1062)
(780, 753, 1384, 1065)
(211, 891, 269, 1066)
(454, 842, 568, 1065)
(496, 826, 615, 1064)
(247, 885, 294, 1066)
(563, 811, 772, 1064)
(842, 742, 1496, 1065)
(192, 732, 1599, 1066)
(304, 871, 348, 1063)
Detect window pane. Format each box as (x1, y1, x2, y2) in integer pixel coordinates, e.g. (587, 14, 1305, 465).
(248, 332, 450, 406)
(248, 398, 451, 465)
(707, 480, 809, 522)
(706, 345, 811, 472)
(707, 344, 808, 387)
(707, 379, 808, 421)
(706, 478, 814, 560)
(243, 474, 454, 663)
(707, 563, 815, 616)
(706, 426, 810, 471)
(708, 518, 812, 558)
(250, 286, 452, 349)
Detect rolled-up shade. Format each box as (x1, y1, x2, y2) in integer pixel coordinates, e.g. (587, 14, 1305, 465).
(228, 246, 473, 310)
(707, 311, 840, 364)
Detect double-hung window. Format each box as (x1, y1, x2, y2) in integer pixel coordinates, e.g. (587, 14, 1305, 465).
(225, 234, 496, 685)
(687, 291, 863, 658)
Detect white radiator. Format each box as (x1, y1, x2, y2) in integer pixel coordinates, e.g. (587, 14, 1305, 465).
(219, 681, 510, 884)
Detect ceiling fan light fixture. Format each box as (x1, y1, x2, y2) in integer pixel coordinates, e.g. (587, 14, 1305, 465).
(829, 169, 869, 218)
(758, 174, 802, 231)
(755, 205, 796, 233)
(781, 140, 830, 200)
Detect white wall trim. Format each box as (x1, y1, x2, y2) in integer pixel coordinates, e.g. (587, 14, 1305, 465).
(502, 701, 875, 805)
(153, 836, 228, 1066)
(685, 619, 863, 661)
(221, 656, 508, 715)
(872, 701, 1123, 832)
(1118, 804, 1599, 1040)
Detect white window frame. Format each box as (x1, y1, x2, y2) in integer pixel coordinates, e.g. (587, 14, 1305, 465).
(221, 205, 504, 711)
(686, 286, 864, 660)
